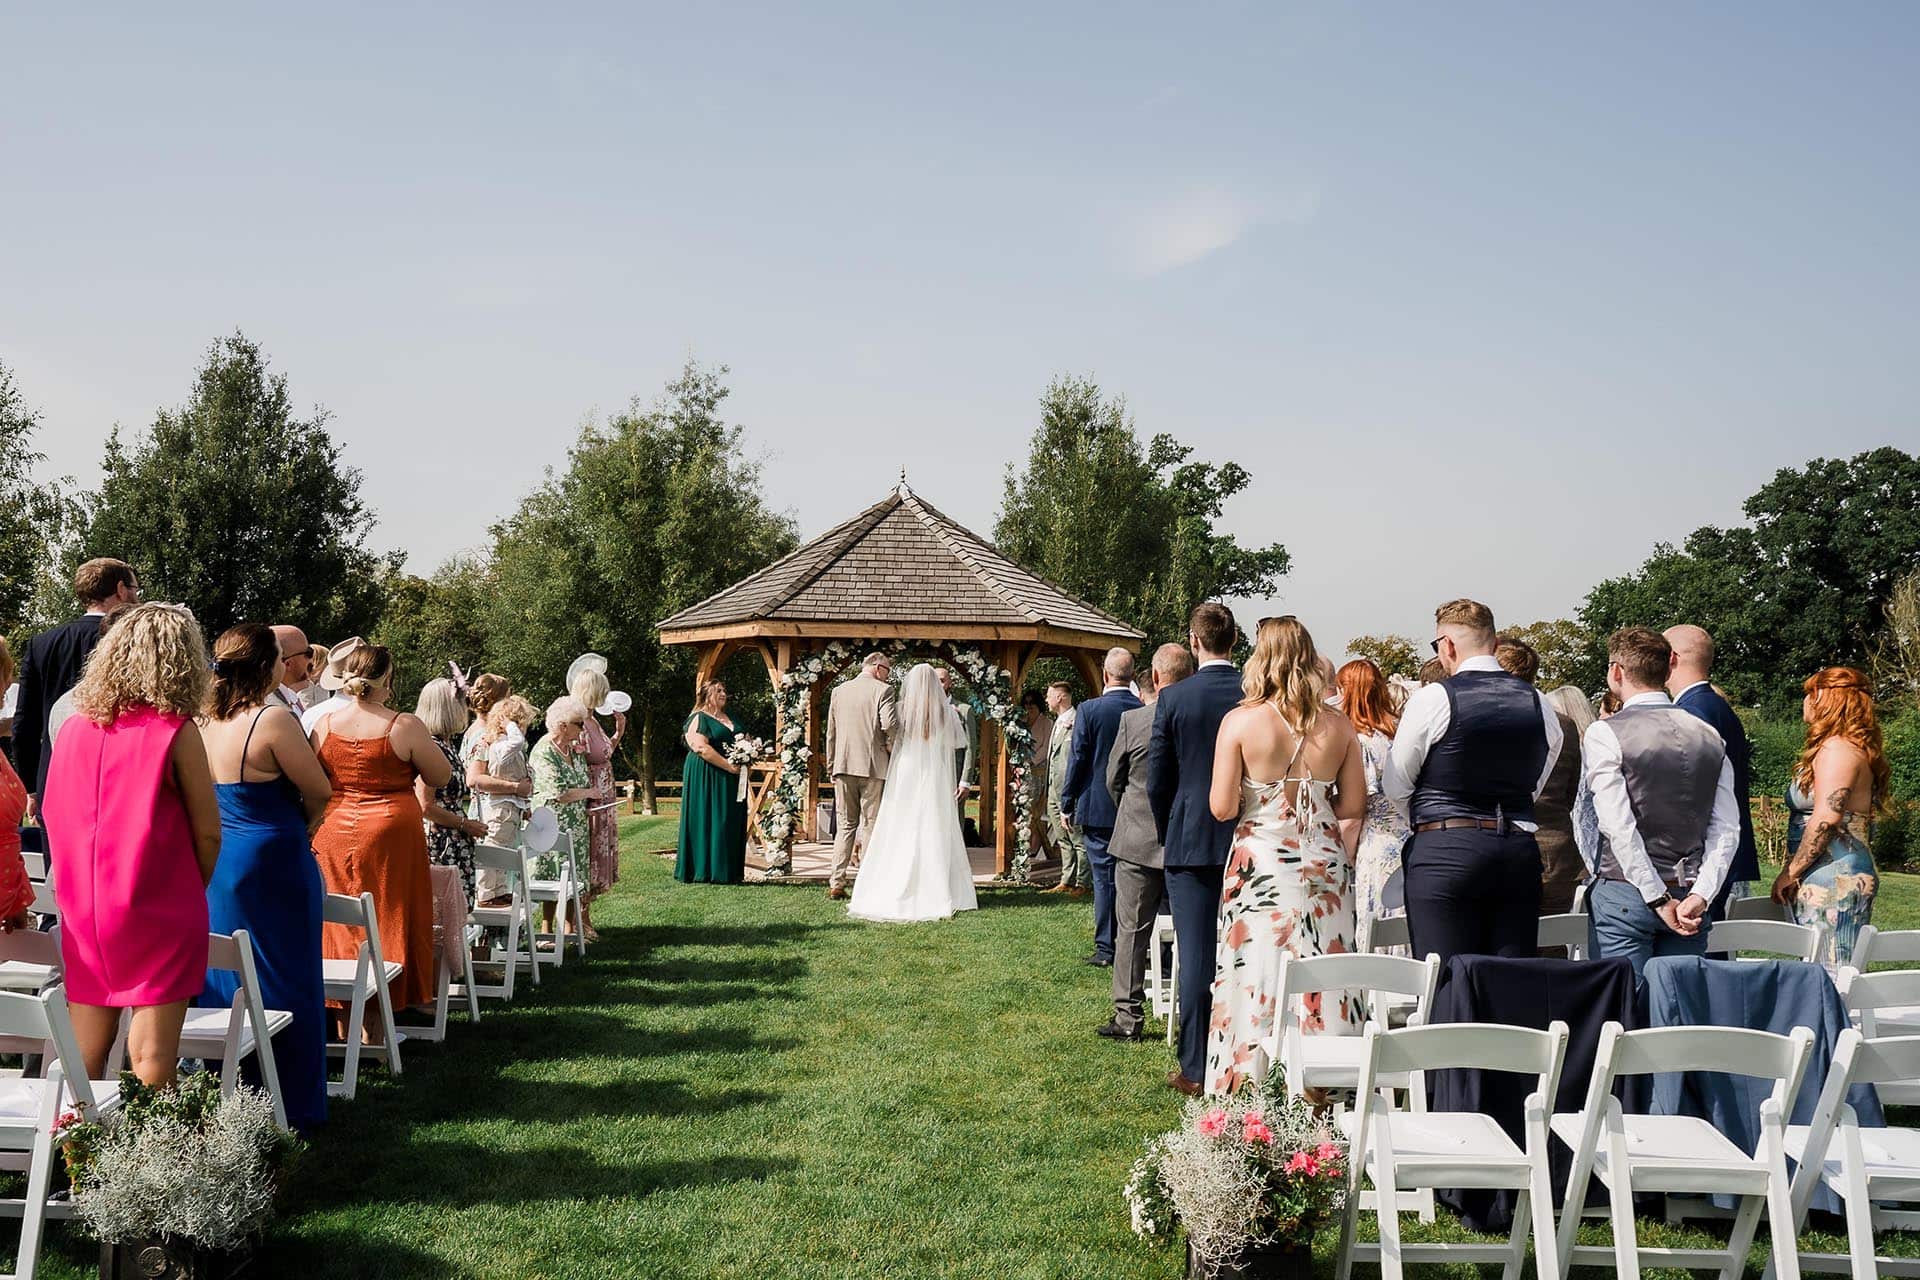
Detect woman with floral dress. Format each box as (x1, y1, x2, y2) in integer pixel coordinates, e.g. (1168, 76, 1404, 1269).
(415, 679, 486, 904)
(1773, 667, 1891, 966)
(567, 666, 625, 942)
(1203, 617, 1366, 1097)
(530, 697, 596, 935)
(1335, 659, 1411, 954)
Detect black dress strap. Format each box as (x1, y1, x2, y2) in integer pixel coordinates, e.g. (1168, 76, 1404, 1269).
(238, 705, 276, 783)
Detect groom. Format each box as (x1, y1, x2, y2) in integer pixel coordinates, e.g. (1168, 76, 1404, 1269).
(825, 652, 896, 901)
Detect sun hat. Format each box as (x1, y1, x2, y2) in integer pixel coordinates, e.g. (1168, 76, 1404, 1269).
(318, 636, 369, 691)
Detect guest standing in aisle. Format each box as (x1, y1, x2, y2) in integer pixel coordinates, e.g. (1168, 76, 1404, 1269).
(1059, 648, 1142, 969)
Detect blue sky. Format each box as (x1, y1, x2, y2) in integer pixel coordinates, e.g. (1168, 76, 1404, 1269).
(3, 4, 1915, 654)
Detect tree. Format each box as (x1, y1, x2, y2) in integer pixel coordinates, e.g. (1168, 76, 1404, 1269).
(1870, 569, 1920, 707)
(484, 361, 797, 801)
(0, 360, 83, 639)
(78, 333, 391, 638)
(372, 556, 498, 705)
(1580, 448, 1920, 709)
(1345, 634, 1421, 679)
(994, 376, 1290, 649)
(1502, 618, 1603, 692)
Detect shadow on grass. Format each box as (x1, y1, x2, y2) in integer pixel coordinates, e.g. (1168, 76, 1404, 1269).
(408, 1078, 780, 1124)
(633, 923, 833, 949)
(254, 1232, 471, 1280)
(300, 1144, 781, 1209)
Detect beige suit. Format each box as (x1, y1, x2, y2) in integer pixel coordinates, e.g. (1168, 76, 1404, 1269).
(825, 673, 897, 890)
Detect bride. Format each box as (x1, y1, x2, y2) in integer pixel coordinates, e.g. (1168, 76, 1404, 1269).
(848, 663, 978, 923)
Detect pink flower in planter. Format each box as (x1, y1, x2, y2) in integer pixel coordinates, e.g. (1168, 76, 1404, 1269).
(1285, 1151, 1320, 1176)
(1243, 1115, 1274, 1145)
(1316, 1142, 1341, 1163)
(1197, 1109, 1229, 1138)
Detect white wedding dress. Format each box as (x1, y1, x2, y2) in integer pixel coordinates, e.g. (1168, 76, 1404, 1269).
(848, 664, 979, 923)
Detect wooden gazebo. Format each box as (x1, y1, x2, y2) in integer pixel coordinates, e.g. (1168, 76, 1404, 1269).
(657, 480, 1145, 875)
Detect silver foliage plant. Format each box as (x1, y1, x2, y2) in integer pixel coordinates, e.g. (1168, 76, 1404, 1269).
(71, 1085, 284, 1251)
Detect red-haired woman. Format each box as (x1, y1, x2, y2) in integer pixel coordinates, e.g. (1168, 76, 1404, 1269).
(1773, 667, 1892, 965)
(1335, 658, 1411, 954)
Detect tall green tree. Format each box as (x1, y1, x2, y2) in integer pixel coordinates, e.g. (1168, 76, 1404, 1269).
(1581, 448, 1920, 708)
(1502, 618, 1603, 692)
(994, 376, 1290, 648)
(79, 333, 391, 637)
(372, 555, 498, 705)
(0, 360, 83, 639)
(484, 360, 797, 799)
(1345, 634, 1422, 679)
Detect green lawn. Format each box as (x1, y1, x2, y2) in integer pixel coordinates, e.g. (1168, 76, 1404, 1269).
(15, 827, 1920, 1278)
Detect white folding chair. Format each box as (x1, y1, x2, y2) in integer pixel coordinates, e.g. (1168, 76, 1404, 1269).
(1570, 881, 1590, 915)
(1851, 924, 1920, 972)
(1361, 916, 1424, 1027)
(0, 986, 123, 1280)
(1552, 1022, 1814, 1280)
(526, 829, 587, 965)
(1145, 913, 1177, 1045)
(464, 843, 540, 1001)
(1774, 1030, 1920, 1279)
(1728, 895, 1794, 924)
(1262, 953, 1441, 1100)
(173, 931, 293, 1130)
(1705, 918, 1822, 962)
(1335, 1020, 1570, 1280)
(321, 892, 403, 1100)
(1536, 914, 1589, 961)
(1836, 969, 1920, 1103)
(395, 929, 481, 1044)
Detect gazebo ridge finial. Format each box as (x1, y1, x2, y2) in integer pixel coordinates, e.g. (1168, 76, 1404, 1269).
(897, 467, 912, 498)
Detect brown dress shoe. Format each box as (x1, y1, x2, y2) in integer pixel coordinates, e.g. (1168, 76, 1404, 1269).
(827, 886, 848, 901)
(1165, 1071, 1203, 1098)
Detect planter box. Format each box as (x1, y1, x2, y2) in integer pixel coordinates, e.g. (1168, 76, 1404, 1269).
(1186, 1239, 1312, 1280)
(100, 1239, 254, 1280)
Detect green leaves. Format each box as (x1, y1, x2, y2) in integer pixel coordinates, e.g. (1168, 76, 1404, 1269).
(993, 376, 1289, 649)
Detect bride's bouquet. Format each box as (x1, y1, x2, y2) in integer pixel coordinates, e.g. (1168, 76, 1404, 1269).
(724, 735, 772, 801)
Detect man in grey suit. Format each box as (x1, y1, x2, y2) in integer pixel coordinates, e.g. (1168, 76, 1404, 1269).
(824, 652, 897, 900)
(936, 666, 976, 814)
(1099, 643, 1196, 1040)
(1042, 683, 1089, 894)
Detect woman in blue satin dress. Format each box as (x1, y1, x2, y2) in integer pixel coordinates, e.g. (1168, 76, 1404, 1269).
(1772, 667, 1892, 967)
(200, 625, 335, 1131)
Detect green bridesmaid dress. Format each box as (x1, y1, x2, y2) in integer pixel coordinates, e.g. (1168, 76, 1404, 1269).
(675, 711, 749, 883)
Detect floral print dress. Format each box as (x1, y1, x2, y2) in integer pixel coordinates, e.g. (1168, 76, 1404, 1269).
(530, 736, 591, 882)
(1205, 740, 1361, 1097)
(1785, 779, 1877, 966)
(424, 737, 477, 903)
(1351, 730, 1411, 955)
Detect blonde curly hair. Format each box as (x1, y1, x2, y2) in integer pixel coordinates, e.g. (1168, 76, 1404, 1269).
(72, 602, 211, 725)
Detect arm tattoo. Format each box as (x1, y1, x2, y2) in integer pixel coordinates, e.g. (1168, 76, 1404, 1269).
(1790, 783, 1854, 875)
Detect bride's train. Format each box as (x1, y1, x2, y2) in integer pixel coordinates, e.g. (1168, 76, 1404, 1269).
(847, 664, 978, 923)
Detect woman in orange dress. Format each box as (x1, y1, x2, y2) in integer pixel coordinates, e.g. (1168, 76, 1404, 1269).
(0, 639, 39, 931)
(308, 644, 450, 1032)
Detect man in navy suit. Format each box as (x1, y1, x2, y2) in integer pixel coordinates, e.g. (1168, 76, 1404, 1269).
(13, 557, 140, 818)
(1059, 648, 1143, 968)
(1146, 602, 1242, 1096)
(1665, 625, 1760, 909)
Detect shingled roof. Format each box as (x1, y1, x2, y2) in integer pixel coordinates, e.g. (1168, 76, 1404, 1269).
(658, 482, 1144, 644)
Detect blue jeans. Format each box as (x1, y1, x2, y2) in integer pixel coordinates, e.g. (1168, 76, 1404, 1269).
(1084, 826, 1116, 962)
(1587, 878, 1706, 980)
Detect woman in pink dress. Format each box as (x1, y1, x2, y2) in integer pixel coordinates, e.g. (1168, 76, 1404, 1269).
(42, 603, 223, 1086)
(568, 666, 625, 941)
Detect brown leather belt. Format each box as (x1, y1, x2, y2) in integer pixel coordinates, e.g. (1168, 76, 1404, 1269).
(1414, 818, 1505, 833)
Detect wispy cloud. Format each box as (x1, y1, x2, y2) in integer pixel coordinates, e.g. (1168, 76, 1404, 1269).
(1111, 187, 1256, 276)
(1107, 182, 1322, 276)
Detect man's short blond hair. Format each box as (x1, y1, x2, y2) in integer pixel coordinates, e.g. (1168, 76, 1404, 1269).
(1435, 598, 1496, 645)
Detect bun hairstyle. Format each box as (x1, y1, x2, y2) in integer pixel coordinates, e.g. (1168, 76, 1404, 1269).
(339, 643, 395, 700)
(1797, 667, 1892, 810)
(467, 672, 509, 720)
(1240, 615, 1326, 735)
(209, 623, 281, 720)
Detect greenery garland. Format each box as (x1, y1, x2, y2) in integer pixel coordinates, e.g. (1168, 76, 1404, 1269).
(763, 639, 1037, 882)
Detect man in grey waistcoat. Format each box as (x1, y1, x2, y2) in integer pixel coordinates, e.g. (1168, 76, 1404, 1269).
(1098, 643, 1195, 1040)
(1582, 626, 1742, 978)
(1043, 683, 1089, 894)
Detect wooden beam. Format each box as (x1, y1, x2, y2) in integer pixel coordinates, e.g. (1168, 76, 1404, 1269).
(660, 620, 1144, 648)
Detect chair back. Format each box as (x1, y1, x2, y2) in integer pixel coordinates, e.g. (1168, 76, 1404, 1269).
(20, 851, 48, 882)
(206, 931, 275, 1068)
(0, 986, 99, 1114)
(1726, 895, 1793, 924)
(1603, 1022, 1814, 1089)
(473, 842, 526, 886)
(1838, 967, 1920, 1035)
(1280, 951, 1439, 1007)
(1363, 914, 1411, 954)
(1569, 880, 1589, 915)
(1536, 913, 1589, 959)
(1851, 924, 1920, 968)
(1703, 918, 1821, 962)
(0, 928, 61, 971)
(1366, 1020, 1568, 1080)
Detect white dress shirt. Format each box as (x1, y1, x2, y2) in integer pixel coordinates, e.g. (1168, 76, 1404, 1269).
(1381, 654, 1565, 831)
(1581, 690, 1741, 905)
(300, 692, 351, 735)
